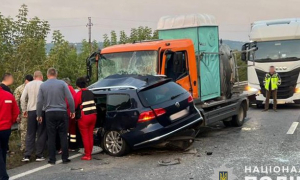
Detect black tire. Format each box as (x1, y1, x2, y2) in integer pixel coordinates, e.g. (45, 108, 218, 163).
(223, 120, 232, 127)
(231, 104, 246, 127)
(256, 101, 263, 109)
(102, 131, 129, 156)
(219, 44, 234, 99)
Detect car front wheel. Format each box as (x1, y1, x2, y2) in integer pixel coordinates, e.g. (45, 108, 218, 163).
(103, 131, 129, 156)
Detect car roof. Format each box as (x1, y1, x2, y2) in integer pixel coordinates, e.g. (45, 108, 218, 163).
(89, 74, 170, 92)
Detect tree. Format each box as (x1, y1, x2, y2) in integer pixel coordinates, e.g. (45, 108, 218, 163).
(119, 30, 127, 44)
(0, 4, 50, 89)
(129, 28, 138, 42)
(235, 52, 247, 81)
(152, 30, 159, 39)
(143, 26, 153, 40)
(103, 34, 110, 48)
(110, 30, 117, 46)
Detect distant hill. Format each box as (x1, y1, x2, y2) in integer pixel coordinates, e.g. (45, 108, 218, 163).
(222, 40, 245, 51)
(46, 42, 103, 54)
(45, 40, 244, 54)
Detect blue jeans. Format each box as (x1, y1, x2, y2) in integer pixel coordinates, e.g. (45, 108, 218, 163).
(0, 129, 11, 180)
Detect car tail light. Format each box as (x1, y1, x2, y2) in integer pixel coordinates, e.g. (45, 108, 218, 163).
(188, 95, 193, 103)
(154, 108, 166, 116)
(138, 108, 166, 123)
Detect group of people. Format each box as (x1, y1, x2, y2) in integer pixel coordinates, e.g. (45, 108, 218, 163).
(0, 68, 97, 180)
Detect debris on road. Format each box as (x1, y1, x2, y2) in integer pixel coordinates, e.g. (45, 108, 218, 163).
(93, 157, 102, 160)
(78, 146, 103, 155)
(158, 158, 181, 166)
(70, 168, 83, 171)
(183, 148, 197, 154)
(206, 152, 213, 155)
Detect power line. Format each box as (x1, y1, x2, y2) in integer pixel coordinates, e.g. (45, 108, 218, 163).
(92, 17, 157, 23)
(45, 17, 87, 21)
(45, 16, 157, 23)
(52, 24, 86, 28)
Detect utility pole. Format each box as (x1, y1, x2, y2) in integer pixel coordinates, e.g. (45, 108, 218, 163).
(86, 17, 93, 52)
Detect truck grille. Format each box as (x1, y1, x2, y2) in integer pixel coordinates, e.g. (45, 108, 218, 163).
(255, 68, 300, 99)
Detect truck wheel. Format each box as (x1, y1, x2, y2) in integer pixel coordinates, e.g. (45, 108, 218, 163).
(102, 131, 129, 156)
(256, 101, 263, 109)
(231, 105, 245, 127)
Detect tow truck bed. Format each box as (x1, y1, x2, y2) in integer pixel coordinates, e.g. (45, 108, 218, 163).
(194, 93, 249, 126)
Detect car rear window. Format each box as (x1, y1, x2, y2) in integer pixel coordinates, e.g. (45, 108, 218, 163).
(138, 82, 187, 106)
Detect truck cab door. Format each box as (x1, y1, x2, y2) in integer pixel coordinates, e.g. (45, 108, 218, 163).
(161, 50, 193, 94)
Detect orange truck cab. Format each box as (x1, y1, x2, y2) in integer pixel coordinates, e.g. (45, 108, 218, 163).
(99, 39, 199, 99)
(87, 14, 249, 127)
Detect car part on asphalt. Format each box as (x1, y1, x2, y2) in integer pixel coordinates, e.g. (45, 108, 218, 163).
(158, 158, 181, 166)
(206, 152, 213, 155)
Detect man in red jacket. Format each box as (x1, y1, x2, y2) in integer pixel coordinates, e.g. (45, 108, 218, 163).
(0, 87, 19, 180)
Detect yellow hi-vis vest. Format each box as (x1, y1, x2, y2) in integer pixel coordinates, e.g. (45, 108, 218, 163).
(264, 72, 281, 91)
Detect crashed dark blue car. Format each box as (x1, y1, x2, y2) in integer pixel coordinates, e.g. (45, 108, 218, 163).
(89, 74, 203, 156)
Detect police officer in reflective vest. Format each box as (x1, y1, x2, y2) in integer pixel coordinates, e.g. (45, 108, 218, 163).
(263, 66, 281, 112)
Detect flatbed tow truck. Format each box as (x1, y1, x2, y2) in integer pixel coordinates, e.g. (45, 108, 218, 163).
(86, 14, 253, 128)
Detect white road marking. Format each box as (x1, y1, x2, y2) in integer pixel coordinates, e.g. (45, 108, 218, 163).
(10, 153, 82, 180)
(287, 122, 299, 135)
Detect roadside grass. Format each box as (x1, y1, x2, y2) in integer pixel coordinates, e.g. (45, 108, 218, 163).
(7, 130, 50, 169)
(7, 130, 25, 169)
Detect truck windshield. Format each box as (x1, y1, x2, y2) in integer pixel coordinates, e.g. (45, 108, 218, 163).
(99, 51, 158, 79)
(254, 40, 300, 62)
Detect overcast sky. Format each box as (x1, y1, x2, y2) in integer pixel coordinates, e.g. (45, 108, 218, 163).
(1, 0, 299, 43)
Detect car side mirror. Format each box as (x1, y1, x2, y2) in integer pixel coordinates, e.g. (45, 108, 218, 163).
(173, 52, 184, 73)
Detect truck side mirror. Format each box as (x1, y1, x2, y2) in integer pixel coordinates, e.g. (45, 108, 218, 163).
(241, 43, 249, 61)
(173, 52, 184, 73)
(165, 49, 174, 55)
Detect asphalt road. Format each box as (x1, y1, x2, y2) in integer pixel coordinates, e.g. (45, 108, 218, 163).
(8, 105, 300, 180)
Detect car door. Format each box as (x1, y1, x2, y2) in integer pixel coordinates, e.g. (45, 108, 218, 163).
(105, 94, 139, 131)
(161, 50, 193, 94)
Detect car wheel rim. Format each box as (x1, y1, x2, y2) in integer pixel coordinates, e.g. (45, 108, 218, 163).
(105, 131, 123, 154)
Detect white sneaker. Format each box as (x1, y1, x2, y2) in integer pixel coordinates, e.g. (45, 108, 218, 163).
(21, 157, 30, 162)
(36, 157, 45, 162)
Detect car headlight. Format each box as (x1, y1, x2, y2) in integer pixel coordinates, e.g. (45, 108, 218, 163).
(295, 87, 300, 93)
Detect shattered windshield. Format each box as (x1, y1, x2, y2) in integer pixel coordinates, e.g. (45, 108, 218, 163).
(99, 51, 158, 79)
